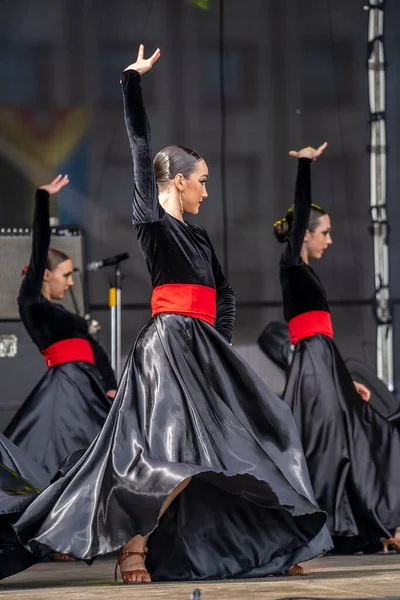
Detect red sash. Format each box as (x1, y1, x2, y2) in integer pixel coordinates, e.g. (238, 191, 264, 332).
(151, 284, 216, 326)
(288, 310, 333, 345)
(41, 338, 95, 369)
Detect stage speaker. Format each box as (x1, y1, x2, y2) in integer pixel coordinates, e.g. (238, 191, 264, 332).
(0, 321, 47, 431)
(0, 226, 86, 319)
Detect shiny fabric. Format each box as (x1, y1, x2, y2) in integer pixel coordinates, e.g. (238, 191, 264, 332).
(0, 434, 49, 579)
(13, 314, 331, 580)
(151, 283, 216, 326)
(4, 362, 112, 475)
(288, 310, 333, 345)
(283, 335, 400, 551)
(41, 338, 95, 368)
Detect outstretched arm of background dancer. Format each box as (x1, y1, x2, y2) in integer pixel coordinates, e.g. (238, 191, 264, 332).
(18, 174, 69, 303)
(87, 335, 118, 397)
(285, 143, 328, 262)
(121, 45, 162, 225)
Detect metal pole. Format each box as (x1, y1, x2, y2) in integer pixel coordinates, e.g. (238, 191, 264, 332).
(367, 0, 393, 390)
(109, 287, 117, 373)
(116, 267, 122, 381)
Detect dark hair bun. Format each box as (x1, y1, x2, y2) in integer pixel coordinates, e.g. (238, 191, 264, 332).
(273, 218, 290, 243)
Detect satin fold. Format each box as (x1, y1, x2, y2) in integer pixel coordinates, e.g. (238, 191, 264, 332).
(4, 361, 112, 475)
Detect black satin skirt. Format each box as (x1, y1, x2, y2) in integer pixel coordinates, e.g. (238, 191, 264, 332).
(0, 433, 49, 579)
(283, 334, 400, 553)
(11, 314, 331, 581)
(4, 361, 113, 475)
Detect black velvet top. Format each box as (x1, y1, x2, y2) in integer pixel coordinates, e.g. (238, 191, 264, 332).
(280, 158, 330, 322)
(121, 70, 235, 343)
(18, 189, 117, 390)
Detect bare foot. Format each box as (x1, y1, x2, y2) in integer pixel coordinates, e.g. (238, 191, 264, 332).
(115, 536, 151, 584)
(50, 552, 76, 561)
(287, 563, 311, 576)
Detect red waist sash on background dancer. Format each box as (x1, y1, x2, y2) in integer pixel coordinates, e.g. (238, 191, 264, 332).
(288, 310, 333, 345)
(41, 338, 95, 369)
(151, 284, 216, 326)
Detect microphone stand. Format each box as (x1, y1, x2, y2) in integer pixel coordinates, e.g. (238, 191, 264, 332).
(109, 261, 124, 381)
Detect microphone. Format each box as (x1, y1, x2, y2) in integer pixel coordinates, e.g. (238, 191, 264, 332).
(87, 252, 130, 272)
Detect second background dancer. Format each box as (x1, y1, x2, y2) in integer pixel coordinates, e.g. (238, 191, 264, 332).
(274, 144, 400, 554)
(4, 176, 117, 476)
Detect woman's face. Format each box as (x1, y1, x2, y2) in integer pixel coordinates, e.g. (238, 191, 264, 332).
(304, 214, 332, 260)
(44, 259, 74, 300)
(181, 160, 209, 214)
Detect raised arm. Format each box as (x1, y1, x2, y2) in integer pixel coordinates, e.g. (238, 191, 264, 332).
(122, 45, 162, 224)
(285, 143, 328, 262)
(18, 175, 69, 303)
(203, 231, 236, 343)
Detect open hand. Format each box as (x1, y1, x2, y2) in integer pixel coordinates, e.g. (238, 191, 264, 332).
(289, 142, 328, 161)
(124, 44, 161, 75)
(39, 174, 69, 195)
(353, 380, 371, 402)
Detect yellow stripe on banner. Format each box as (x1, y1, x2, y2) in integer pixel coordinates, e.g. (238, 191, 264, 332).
(0, 109, 90, 169)
(109, 288, 117, 307)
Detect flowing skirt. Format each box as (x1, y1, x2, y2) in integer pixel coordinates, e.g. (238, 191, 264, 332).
(11, 315, 331, 581)
(4, 361, 113, 475)
(283, 334, 400, 553)
(0, 433, 49, 578)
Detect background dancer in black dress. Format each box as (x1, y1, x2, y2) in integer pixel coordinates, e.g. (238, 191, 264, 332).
(274, 144, 400, 554)
(4, 175, 117, 475)
(9, 46, 331, 584)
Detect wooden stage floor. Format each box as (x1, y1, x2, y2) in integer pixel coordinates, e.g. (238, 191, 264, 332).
(1, 554, 400, 600)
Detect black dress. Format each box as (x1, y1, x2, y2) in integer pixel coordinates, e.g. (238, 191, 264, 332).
(4, 189, 116, 475)
(0, 432, 49, 579)
(9, 71, 331, 581)
(281, 158, 400, 552)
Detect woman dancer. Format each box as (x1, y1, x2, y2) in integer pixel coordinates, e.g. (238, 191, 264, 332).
(4, 175, 117, 475)
(9, 46, 331, 584)
(274, 144, 400, 553)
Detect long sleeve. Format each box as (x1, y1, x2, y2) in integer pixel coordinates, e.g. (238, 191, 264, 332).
(121, 70, 163, 225)
(18, 189, 51, 304)
(203, 231, 236, 343)
(283, 158, 312, 265)
(88, 335, 118, 391)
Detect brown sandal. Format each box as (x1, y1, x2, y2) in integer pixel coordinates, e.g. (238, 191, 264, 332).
(286, 563, 311, 576)
(114, 547, 151, 584)
(50, 552, 76, 561)
(382, 537, 400, 553)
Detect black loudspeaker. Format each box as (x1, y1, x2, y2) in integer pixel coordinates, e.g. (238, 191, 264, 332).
(345, 358, 400, 425)
(0, 321, 47, 431)
(257, 322, 293, 372)
(0, 226, 86, 319)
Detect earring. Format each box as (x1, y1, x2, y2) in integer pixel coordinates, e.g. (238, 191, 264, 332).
(179, 192, 184, 214)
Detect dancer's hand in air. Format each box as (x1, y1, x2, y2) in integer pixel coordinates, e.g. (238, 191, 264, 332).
(353, 381, 371, 402)
(289, 142, 328, 161)
(106, 390, 117, 400)
(124, 44, 161, 75)
(39, 174, 69, 195)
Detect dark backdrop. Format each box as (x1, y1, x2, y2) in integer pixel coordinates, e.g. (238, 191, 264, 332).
(0, 0, 398, 386)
